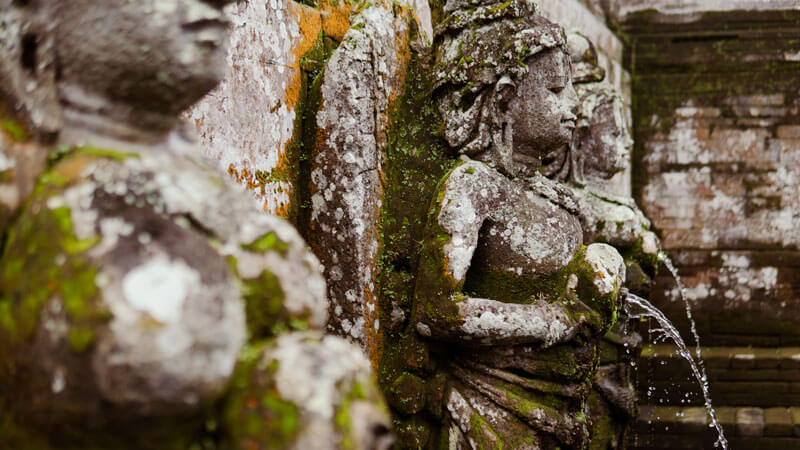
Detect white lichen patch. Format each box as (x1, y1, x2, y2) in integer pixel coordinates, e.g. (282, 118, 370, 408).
(437, 161, 582, 283)
(270, 332, 375, 420)
(456, 297, 574, 347)
(187, 0, 300, 213)
(25, 134, 335, 411)
(122, 256, 199, 324)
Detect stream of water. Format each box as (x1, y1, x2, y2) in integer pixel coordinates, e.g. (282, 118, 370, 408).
(625, 251, 729, 449)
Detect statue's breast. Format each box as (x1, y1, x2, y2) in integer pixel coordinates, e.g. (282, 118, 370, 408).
(471, 183, 582, 280)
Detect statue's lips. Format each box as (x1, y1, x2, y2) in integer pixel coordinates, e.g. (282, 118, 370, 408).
(562, 119, 576, 130)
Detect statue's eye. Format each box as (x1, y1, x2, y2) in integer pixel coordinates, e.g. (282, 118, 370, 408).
(549, 86, 565, 94)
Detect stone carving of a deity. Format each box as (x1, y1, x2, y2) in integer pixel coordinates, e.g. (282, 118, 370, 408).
(410, 0, 628, 448)
(0, 1, 390, 448)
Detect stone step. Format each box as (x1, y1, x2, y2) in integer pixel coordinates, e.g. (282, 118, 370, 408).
(635, 345, 800, 407)
(629, 406, 800, 449)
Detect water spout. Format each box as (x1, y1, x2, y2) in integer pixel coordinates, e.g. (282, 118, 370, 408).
(626, 291, 728, 449)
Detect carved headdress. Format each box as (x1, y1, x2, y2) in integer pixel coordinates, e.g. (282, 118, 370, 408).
(434, 0, 568, 170)
(544, 32, 627, 185)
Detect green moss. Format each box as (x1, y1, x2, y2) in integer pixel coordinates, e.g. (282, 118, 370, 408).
(239, 267, 288, 338)
(1, 119, 28, 142)
(0, 395, 50, 449)
(388, 372, 426, 414)
(586, 391, 615, 450)
(468, 413, 504, 450)
(224, 342, 300, 449)
(241, 231, 290, 256)
(335, 381, 370, 450)
(68, 328, 96, 353)
(74, 146, 140, 160)
(0, 169, 106, 355)
(290, 31, 340, 228)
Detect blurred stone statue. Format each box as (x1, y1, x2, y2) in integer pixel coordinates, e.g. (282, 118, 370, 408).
(0, 1, 391, 448)
(554, 32, 660, 258)
(559, 32, 657, 449)
(408, 0, 628, 447)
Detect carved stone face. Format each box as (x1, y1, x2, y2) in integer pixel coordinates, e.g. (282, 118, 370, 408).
(508, 49, 578, 174)
(582, 97, 632, 179)
(53, 0, 234, 115)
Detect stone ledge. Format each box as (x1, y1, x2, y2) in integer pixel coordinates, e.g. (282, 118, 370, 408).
(636, 405, 800, 437)
(640, 345, 800, 371)
(613, 0, 800, 32)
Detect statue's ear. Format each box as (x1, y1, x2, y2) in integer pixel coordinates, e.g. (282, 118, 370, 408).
(495, 76, 516, 110)
(0, 4, 61, 139)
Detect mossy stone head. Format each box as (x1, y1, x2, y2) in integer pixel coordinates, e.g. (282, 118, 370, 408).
(0, 0, 236, 135)
(433, 0, 576, 176)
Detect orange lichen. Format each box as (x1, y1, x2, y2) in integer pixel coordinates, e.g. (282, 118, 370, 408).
(319, 0, 355, 41)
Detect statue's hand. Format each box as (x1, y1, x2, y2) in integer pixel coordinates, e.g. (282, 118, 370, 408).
(568, 243, 626, 333)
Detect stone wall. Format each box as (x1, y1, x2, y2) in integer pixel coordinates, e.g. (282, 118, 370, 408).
(187, 0, 353, 220)
(625, 9, 800, 347)
(623, 5, 800, 448)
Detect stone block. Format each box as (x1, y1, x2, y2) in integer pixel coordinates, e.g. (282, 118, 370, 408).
(731, 352, 757, 369)
(777, 125, 800, 139)
(731, 437, 800, 449)
(790, 407, 800, 437)
(738, 118, 779, 128)
(711, 369, 800, 382)
(737, 407, 765, 437)
(732, 106, 787, 118)
(777, 348, 800, 369)
(675, 106, 721, 118)
(753, 348, 781, 369)
(764, 407, 793, 436)
(724, 94, 785, 106)
(708, 128, 770, 163)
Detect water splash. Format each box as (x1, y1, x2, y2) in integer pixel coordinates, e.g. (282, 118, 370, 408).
(627, 291, 728, 449)
(658, 252, 707, 382)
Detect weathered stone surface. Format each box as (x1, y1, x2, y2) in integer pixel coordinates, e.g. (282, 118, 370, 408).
(187, 0, 338, 217)
(629, 8, 800, 357)
(308, 1, 417, 362)
(225, 332, 393, 450)
(764, 407, 793, 437)
(0, 0, 390, 447)
(612, 0, 800, 26)
(737, 407, 765, 437)
(392, 2, 637, 447)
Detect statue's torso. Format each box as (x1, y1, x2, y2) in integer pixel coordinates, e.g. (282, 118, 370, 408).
(439, 160, 583, 303)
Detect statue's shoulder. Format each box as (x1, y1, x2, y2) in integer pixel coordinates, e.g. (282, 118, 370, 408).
(437, 159, 508, 207)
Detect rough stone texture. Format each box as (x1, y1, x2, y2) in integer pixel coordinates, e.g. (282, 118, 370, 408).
(225, 332, 393, 450)
(612, 0, 800, 27)
(186, 0, 351, 218)
(631, 405, 800, 449)
(540, 0, 629, 103)
(390, 2, 637, 447)
(629, 12, 800, 348)
(188, 0, 432, 222)
(308, 1, 416, 362)
(625, 7, 800, 449)
(0, 0, 390, 447)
